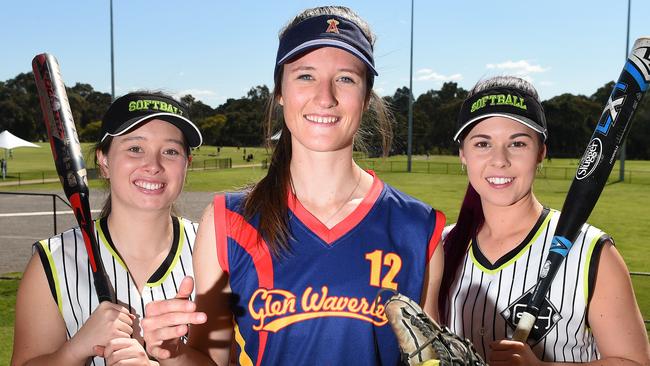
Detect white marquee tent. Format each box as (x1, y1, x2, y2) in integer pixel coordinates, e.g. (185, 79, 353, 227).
(0, 130, 40, 179)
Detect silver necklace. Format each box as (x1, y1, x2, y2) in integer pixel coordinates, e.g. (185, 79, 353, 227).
(322, 169, 362, 227)
(294, 169, 362, 227)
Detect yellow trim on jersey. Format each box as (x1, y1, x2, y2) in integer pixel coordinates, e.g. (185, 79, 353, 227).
(233, 322, 254, 366)
(583, 229, 605, 307)
(95, 220, 128, 269)
(37, 240, 63, 313)
(147, 219, 186, 287)
(470, 211, 554, 275)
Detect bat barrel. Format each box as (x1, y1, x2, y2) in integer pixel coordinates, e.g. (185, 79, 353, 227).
(32, 53, 89, 200)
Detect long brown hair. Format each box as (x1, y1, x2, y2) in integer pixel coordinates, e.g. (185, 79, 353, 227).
(438, 76, 545, 320)
(243, 6, 393, 256)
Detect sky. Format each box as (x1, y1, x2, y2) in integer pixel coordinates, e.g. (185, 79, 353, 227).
(2, 1, 649, 108)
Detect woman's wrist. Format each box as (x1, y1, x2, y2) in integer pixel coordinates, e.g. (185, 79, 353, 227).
(60, 337, 93, 365)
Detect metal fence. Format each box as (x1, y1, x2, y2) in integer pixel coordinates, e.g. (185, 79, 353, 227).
(188, 157, 232, 171)
(0, 158, 235, 186)
(358, 160, 650, 184)
(0, 191, 70, 234)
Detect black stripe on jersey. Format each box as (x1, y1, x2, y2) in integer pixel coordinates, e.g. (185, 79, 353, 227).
(492, 270, 503, 341)
(63, 230, 81, 332)
(505, 260, 517, 336)
(469, 271, 484, 344)
(171, 271, 178, 294)
(98, 217, 118, 302)
(450, 251, 469, 329)
(111, 250, 118, 303)
(149, 217, 181, 283)
(479, 279, 491, 357)
(34, 240, 58, 304)
(86, 257, 92, 322)
(550, 239, 570, 362)
(140, 295, 147, 352)
(185, 222, 197, 255)
(537, 214, 553, 358)
(127, 274, 133, 314)
(74, 229, 82, 316)
(560, 230, 588, 360)
(571, 309, 588, 361)
(460, 254, 475, 338)
(470, 208, 550, 270)
(161, 279, 168, 299)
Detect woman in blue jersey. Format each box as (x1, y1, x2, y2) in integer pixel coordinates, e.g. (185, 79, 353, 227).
(12, 92, 202, 366)
(439, 76, 649, 365)
(142, 5, 446, 365)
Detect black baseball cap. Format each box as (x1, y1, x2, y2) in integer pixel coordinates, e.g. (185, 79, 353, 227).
(454, 86, 547, 142)
(274, 14, 378, 81)
(101, 92, 202, 148)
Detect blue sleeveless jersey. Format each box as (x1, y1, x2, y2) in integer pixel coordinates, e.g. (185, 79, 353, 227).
(213, 174, 445, 365)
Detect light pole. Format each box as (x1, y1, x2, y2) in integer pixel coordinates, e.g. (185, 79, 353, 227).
(110, 0, 115, 101)
(620, 0, 631, 182)
(406, 0, 414, 172)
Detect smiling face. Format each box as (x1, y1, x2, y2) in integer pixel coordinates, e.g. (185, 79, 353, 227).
(460, 116, 546, 208)
(97, 119, 189, 214)
(278, 46, 368, 154)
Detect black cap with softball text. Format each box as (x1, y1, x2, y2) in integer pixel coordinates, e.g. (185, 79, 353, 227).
(454, 86, 547, 142)
(101, 92, 203, 148)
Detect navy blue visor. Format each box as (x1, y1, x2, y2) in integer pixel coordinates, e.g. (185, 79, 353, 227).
(274, 15, 377, 80)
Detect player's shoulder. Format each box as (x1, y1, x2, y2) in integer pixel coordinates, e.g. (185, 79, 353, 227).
(33, 224, 85, 254)
(548, 208, 611, 244)
(381, 181, 437, 212)
(214, 190, 248, 213)
(176, 216, 199, 230)
(442, 223, 456, 242)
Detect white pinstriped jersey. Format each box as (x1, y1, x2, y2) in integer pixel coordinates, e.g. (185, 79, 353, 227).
(443, 208, 610, 362)
(34, 216, 197, 366)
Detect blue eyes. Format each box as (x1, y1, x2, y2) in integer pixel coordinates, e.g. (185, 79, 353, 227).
(295, 74, 356, 83)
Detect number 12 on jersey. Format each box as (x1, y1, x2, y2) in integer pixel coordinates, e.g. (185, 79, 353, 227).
(365, 250, 402, 290)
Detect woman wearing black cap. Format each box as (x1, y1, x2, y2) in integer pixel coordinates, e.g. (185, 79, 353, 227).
(142, 6, 445, 365)
(12, 91, 203, 366)
(439, 76, 649, 364)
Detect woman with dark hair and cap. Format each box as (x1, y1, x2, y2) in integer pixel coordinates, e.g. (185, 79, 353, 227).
(12, 91, 203, 366)
(142, 6, 445, 365)
(438, 76, 649, 365)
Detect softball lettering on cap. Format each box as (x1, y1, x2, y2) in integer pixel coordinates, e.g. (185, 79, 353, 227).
(101, 92, 202, 148)
(454, 86, 547, 142)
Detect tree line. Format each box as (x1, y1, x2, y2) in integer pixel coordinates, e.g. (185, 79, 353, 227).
(2, 72, 650, 159)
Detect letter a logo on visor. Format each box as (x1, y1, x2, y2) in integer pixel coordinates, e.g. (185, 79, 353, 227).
(326, 19, 340, 33)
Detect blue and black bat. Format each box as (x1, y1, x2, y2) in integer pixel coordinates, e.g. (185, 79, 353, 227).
(513, 37, 650, 342)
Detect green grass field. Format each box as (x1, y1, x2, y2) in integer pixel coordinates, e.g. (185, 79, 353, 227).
(1, 146, 648, 363)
